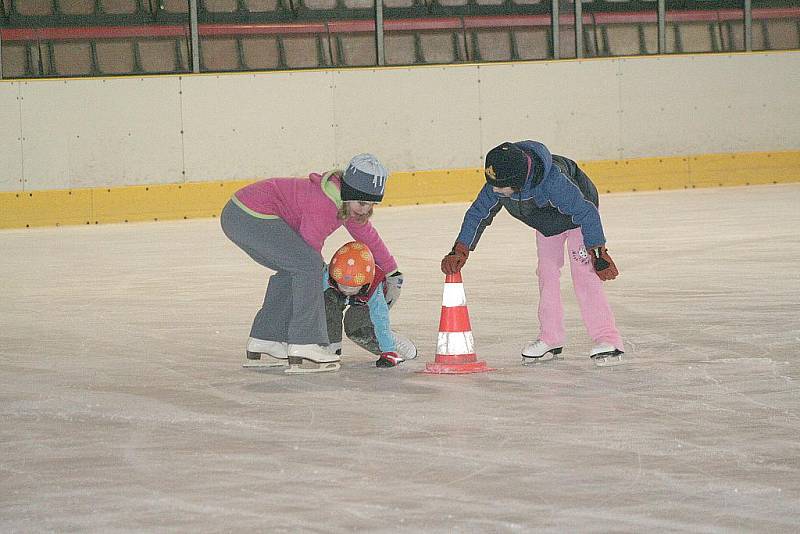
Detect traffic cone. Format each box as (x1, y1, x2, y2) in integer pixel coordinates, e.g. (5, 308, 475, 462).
(423, 272, 493, 374)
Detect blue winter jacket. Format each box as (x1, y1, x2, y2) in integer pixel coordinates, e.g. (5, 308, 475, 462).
(456, 141, 606, 250)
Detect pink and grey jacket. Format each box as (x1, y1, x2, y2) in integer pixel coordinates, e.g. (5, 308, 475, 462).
(231, 172, 398, 273)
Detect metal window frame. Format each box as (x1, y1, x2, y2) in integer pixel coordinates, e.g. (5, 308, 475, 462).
(0, 0, 762, 79)
(745, 0, 753, 51)
(575, 0, 583, 59)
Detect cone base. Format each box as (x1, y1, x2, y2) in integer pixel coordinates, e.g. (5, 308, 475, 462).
(421, 360, 494, 374)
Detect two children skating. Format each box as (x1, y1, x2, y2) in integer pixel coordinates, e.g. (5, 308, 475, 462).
(224, 141, 625, 371)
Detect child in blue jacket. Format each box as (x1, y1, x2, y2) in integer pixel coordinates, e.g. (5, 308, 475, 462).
(441, 141, 624, 365)
(324, 241, 417, 367)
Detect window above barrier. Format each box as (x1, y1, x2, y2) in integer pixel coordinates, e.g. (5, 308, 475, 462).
(1, 0, 798, 78)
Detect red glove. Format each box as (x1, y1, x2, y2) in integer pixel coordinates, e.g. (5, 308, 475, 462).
(376, 352, 403, 368)
(440, 242, 470, 275)
(591, 246, 619, 281)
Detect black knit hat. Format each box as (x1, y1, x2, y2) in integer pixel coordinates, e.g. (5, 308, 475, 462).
(341, 154, 388, 203)
(484, 142, 529, 190)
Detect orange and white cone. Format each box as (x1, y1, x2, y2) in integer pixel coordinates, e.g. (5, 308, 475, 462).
(423, 272, 493, 374)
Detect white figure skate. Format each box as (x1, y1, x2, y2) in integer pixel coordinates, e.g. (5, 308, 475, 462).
(521, 339, 563, 365)
(243, 338, 289, 368)
(392, 331, 418, 361)
(286, 344, 341, 374)
(590, 342, 624, 367)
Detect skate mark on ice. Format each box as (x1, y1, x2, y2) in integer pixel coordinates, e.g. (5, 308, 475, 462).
(698, 367, 798, 419)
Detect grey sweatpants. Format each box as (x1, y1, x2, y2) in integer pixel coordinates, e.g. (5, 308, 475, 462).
(220, 200, 329, 345)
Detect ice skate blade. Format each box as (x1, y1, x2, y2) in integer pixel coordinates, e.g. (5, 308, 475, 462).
(244, 350, 288, 368)
(591, 353, 624, 367)
(521, 346, 562, 365)
(242, 360, 288, 369)
(285, 361, 341, 374)
(521, 353, 560, 365)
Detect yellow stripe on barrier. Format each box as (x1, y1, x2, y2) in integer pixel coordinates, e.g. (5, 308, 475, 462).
(0, 180, 252, 229)
(0, 189, 94, 228)
(382, 168, 485, 207)
(688, 152, 800, 188)
(580, 157, 691, 193)
(1, 151, 798, 229)
(91, 180, 252, 224)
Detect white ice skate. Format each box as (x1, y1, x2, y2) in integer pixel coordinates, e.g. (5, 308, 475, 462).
(285, 344, 341, 374)
(590, 342, 624, 367)
(521, 339, 563, 365)
(392, 331, 418, 361)
(243, 338, 289, 368)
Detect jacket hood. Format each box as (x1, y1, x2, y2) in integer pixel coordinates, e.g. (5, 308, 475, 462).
(517, 141, 553, 191)
(317, 171, 344, 207)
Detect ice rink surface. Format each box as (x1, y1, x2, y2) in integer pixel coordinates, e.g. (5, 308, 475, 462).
(2, 184, 800, 532)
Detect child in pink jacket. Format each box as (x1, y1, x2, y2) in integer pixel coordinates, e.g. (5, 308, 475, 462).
(221, 154, 400, 373)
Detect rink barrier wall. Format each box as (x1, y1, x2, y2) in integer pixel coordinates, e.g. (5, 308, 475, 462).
(1, 51, 799, 195)
(1, 150, 798, 228)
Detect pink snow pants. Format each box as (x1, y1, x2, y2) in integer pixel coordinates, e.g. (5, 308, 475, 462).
(535, 227, 624, 351)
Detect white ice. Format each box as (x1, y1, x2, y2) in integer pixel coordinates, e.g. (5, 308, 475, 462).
(1, 184, 799, 531)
